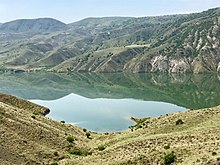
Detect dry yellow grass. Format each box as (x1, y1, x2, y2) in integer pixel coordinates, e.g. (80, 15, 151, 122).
(1, 93, 220, 165)
(0, 94, 89, 165)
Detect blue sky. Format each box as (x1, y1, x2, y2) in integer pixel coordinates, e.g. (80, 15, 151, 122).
(0, 0, 220, 23)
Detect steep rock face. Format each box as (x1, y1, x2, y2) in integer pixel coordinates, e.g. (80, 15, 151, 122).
(149, 56, 192, 73)
(127, 53, 220, 73)
(125, 55, 192, 73)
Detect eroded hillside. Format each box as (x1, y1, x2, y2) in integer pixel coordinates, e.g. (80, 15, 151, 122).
(0, 8, 220, 73)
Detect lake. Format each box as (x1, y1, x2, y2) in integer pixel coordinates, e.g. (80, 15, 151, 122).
(0, 72, 220, 132)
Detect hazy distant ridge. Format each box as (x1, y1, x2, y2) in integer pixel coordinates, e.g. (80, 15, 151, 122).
(0, 18, 66, 33)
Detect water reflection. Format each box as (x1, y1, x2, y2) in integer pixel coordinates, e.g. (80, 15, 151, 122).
(0, 72, 219, 109)
(31, 93, 185, 132)
(1, 72, 220, 132)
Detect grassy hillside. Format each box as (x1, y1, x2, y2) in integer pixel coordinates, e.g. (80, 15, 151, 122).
(0, 8, 220, 73)
(0, 18, 66, 33)
(1, 93, 220, 164)
(0, 94, 90, 165)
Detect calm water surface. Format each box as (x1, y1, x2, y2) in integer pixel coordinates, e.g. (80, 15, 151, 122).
(0, 72, 219, 132)
(31, 94, 185, 132)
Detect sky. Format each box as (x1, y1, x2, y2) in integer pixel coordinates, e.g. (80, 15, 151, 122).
(0, 0, 220, 24)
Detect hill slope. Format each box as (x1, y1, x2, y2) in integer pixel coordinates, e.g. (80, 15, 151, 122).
(0, 94, 89, 165)
(0, 8, 220, 73)
(0, 18, 66, 33)
(1, 93, 220, 164)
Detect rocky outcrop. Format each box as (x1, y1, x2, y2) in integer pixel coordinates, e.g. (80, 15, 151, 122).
(150, 55, 192, 73)
(125, 50, 219, 73)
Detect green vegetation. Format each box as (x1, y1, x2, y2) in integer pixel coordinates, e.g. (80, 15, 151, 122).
(69, 149, 92, 156)
(97, 145, 106, 151)
(1, 8, 220, 74)
(1, 72, 220, 110)
(131, 117, 150, 130)
(54, 151, 59, 157)
(164, 152, 176, 164)
(212, 151, 217, 156)
(176, 119, 184, 125)
(86, 132, 91, 139)
(50, 163, 58, 165)
(32, 111, 39, 115)
(164, 144, 171, 150)
(66, 136, 75, 143)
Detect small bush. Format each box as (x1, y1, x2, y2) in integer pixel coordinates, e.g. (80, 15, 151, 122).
(164, 144, 170, 150)
(212, 151, 217, 156)
(50, 163, 58, 165)
(70, 149, 83, 155)
(66, 136, 75, 143)
(97, 145, 106, 151)
(69, 149, 92, 156)
(54, 151, 59, 156)
(86, 132, 91, 139)
(176, 119, 184, 125)
(33, 111, 39, 115)
(60, 121, 65, 124)
(164, 152, 176, 164)
(83, 128, 87, 132)
(31, 115, 36, 119)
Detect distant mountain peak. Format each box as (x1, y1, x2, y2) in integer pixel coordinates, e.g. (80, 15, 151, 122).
(0, 18, 66, 33)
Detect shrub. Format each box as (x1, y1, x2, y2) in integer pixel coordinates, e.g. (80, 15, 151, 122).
(54, 151, 59, 156)
(86, 132, 91, 139)
(176, 119, 184, 125)
(212, 151, 217, 156)
(70, 149, 83, 155)
(31, 115, 36, 119)
(164, 152, 176, 165)
(164, 144, 170, 150)
(33, 111, 39, 115)
(69, 149, 92, 156)
(50, 163, 58, 165)
(83, 128, 87, 132)
(60, 121, 65, 124)
(66, 136, 75, 143)
(97, 145, 106, 151)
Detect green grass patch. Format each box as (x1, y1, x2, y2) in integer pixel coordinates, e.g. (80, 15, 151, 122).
(164, 152, 176, 164)
(66, 136, 75, 143)
(97, 145, 106, 151)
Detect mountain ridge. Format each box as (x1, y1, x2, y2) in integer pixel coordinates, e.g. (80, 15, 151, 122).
(0, 7, 220, 73)
(0, 18, 66, 33)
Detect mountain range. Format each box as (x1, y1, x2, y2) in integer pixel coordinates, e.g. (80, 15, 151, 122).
(0, 7, 220, 73)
